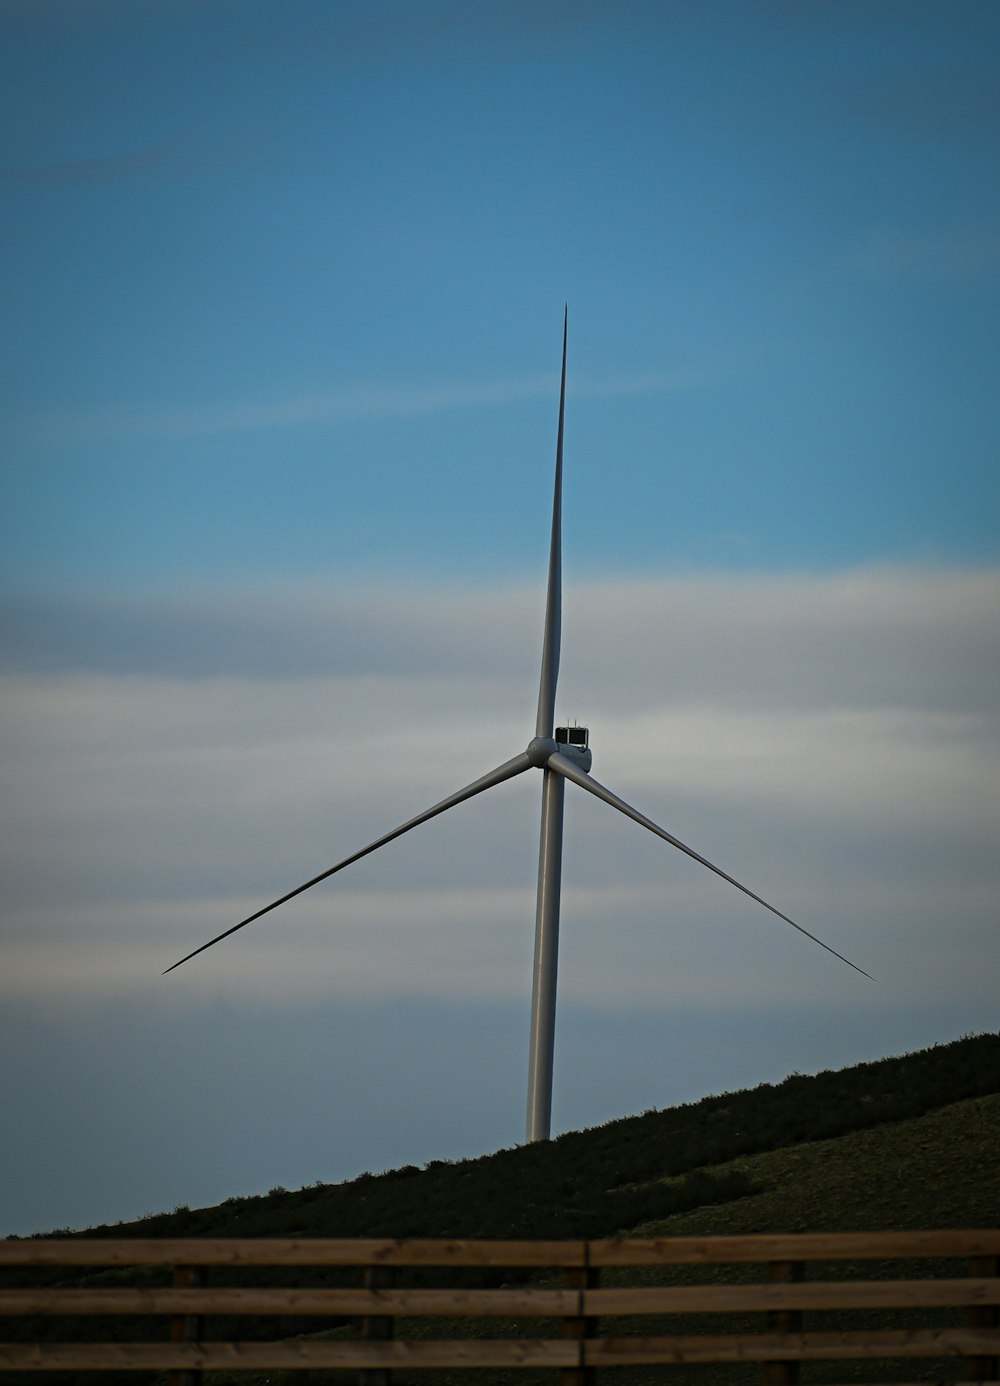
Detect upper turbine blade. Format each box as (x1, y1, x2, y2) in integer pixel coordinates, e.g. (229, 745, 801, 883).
(535, 308, 567, 740)
(164, 751, 534, 975)
(547, 751, 873, 980)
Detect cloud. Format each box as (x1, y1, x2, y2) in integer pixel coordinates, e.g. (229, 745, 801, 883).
(2, 564, 996, 1014)
(853, 222, 1000, 281)
(15, 368, 703, 448)
(0, 138, 178, 187)
(4, 566, 996, 711)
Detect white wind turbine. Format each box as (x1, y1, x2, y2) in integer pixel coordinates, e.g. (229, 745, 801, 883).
(166, 311, 871, 1143)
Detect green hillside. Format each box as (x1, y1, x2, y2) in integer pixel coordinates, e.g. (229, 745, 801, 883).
(57, 1028, 1000, 1244)
(4, 1030, 998, 1385)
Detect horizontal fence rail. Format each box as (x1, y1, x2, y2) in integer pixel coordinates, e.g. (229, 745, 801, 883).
(1, 1230, 998, 1382)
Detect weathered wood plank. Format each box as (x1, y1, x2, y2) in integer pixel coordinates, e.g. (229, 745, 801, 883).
(4, 1231, 998, 1269)
(0, 1285, 577, 1317)
(583, 1279, 1000, 1315)
(4, 1329, 1000, 1371)
(167, 1262, 204, 1386)
(0, 1237, 587, 1268)
(762, 1258, 802, 1386)
(966, 1252, 999, 1383)
(0, 1338, 579, 1370)
(359, 1263, 393, 1386)
(6, 1279, 1000, 1318)
(590, 1230, 1000, 1265)
(585, 1327, 1000, 1365)
(561, 1264, 599, 1386)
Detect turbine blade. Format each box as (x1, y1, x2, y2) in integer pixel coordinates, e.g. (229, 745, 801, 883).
(547, 751, 874, 981)
(164, 750, 534, 975)
(535, 307, 567, 739)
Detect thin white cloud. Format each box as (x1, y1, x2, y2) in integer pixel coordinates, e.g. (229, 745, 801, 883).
(7, 566, 995, 712)
(1, 138, 178, 187)
(2, 565, 996, 1016)
(16, 368, 704, 448)
(853, 221, 1000, 280)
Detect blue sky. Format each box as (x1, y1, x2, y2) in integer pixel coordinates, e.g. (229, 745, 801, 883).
(1, 1, 998, 1236)
(4, 0, 998, 587)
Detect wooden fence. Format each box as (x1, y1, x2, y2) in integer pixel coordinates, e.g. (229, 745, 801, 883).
(1, 1230, 998, 1381)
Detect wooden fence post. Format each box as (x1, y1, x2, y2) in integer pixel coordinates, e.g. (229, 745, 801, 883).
(967, 1254, 999, 1381)
(359, 1263, 395, 1386)
(761, 1258, 803, 1386)
(167, 1263, 205, 1386)
(561, 1258, 599, 1386)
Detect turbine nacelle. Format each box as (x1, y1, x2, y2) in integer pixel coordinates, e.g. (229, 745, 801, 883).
(526, 727, 592, 773)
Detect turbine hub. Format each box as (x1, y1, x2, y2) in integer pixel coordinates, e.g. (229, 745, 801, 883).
(526, 736, 557, 767)
(526, 729, 593, 773)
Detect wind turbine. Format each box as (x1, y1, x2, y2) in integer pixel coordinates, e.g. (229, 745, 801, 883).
(166, 311, 871, 1143)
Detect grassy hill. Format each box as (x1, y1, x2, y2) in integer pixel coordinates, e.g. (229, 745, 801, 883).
(4, 1030, 998, 1384)
(69, 1028, 1000, 1243)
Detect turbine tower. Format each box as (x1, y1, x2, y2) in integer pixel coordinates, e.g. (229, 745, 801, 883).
(166, 310, 871, 1143)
